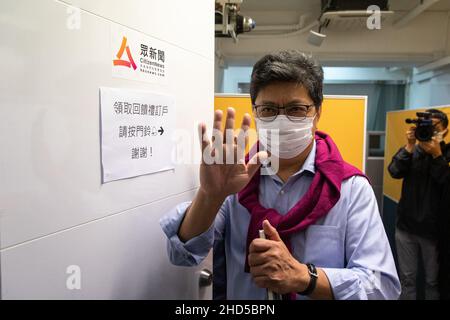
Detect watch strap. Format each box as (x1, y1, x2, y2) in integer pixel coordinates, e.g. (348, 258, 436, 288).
(297, 263, 318, 296)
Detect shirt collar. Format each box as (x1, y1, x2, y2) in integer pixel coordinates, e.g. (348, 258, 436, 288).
(263, 140, 316, 180)
(294, 139, 316, 176)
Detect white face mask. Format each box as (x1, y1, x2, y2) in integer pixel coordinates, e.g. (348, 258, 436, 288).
(256, 115, 315, 159)
(435, 129, 448, 143)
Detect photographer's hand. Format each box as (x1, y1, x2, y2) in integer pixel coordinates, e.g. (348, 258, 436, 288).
(419, 137, 442, 158)
(405, 127, 416, 153)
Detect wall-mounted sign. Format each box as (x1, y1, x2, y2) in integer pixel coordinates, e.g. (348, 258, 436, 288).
(111, 24, 169, 84)
(100, 87, 175, 183)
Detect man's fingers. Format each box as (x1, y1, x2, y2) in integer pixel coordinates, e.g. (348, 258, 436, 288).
(212, 109, 223, 143)
(224, 107, 235, 130)
(198, 123, 210, 153)
(262, 220, 282, 242)
(249, 238, 273, 253)
(236, 113, 251, 162)
(248, 252, 268, 267)
(242, 113, 251, 149)
(247, 151, 268, 178)
(213, 109, 223, 131)
(252, 275, 271, 289)
(249, 264, 269, 277)
(224, 107, 235, 144)
(222, 108, 236, 164)
(241, 112, 251, 128)
(419, 142, 430, 151)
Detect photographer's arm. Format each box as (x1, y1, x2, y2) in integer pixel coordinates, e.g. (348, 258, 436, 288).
(430, 156, 450, 184)
(388, 147, 413, 179)
(419, 138, 449, 184)
(388, 128, 415, 179)
(429, 147, 450, 185)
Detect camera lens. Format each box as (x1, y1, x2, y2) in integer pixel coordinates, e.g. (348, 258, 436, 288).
(415, 122, 434, 141)
(236, 15, 256, 33)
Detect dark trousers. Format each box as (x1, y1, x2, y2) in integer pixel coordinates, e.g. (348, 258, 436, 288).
(395, 227, 440, 300)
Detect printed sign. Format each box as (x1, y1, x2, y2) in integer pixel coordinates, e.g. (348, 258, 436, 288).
(100, 87, 175, 183)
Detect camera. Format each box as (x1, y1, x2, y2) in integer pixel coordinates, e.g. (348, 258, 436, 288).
(215, 0, 255, 43)
(405, 112, 436, 142)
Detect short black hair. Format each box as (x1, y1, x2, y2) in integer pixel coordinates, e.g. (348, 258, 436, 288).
(426, 108, 448, 129)
(250, 50, 324, 109)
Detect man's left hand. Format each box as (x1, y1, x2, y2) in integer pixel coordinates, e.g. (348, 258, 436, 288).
(419, 137, 442, 158)
(248, 220, 308, 294)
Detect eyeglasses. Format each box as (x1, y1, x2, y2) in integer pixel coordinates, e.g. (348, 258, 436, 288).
(253, 104, 316, 122)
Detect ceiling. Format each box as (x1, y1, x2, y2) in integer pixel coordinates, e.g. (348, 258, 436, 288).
(218, 0, 450, 68)
(240, 0, 320, 12)
(237, 0, 450, 30)
(240, 0, 450, 13)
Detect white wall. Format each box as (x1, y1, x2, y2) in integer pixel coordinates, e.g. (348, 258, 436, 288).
(0, 0, 213, 299)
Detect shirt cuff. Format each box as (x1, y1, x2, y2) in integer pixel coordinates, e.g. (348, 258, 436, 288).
(159, 201, 214, 266)
(321, 268, 367, 300)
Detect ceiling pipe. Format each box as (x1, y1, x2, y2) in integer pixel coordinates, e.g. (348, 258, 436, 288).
(415, 55, 450, 74)
(239, 20, 319, 39)
(394, 0, 441, 28)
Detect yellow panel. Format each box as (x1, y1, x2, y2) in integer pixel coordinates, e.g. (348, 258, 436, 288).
(320, 97, 366, 171)
(214, 95, 366, 171)
(383, 106, 450, 202)
(214, 95, 257, 152)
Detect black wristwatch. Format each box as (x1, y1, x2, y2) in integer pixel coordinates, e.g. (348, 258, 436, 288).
(298, 263, 318, 296)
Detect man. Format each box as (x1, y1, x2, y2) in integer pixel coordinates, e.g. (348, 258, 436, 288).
(388, 109, 449, 300)
(161, 50, 400, 300)
(439, 173, 450, 299)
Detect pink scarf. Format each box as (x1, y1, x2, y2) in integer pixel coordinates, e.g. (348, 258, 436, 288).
(238, 131, 367, 274)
